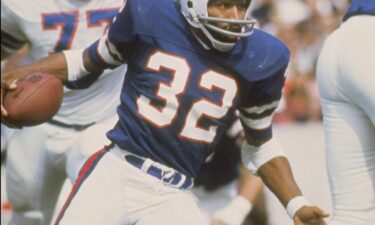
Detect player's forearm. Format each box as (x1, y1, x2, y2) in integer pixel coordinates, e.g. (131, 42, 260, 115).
(2, 52, 68, 84)
(238, 165, 263, 203)
(257, 156, 302, 206)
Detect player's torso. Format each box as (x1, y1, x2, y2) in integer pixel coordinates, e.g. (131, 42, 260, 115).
(111, 43, 243, 177)
(108, 0, 288, 177)
(4, 0, 126, 124)
(109, 0, 249, 177)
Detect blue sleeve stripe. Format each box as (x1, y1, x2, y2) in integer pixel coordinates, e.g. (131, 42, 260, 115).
(241, 123, 272, 147)
(65, 71, 102, 89)
(1, 30, 25, 49)
(88, 40, 118, 69)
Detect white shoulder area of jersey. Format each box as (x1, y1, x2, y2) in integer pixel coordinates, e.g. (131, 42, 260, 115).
(3, 0, 123, 20)
(2, 0, 58, 21)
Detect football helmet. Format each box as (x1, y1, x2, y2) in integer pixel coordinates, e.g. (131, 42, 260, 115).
(180, 0, 256, 52)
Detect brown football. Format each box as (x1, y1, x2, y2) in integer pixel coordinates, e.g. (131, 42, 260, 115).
(3, 72, 63, 127)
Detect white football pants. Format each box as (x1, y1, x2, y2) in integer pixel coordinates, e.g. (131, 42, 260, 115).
(54, 145, 206, 225)
(6, 115, 118, 225)
(317, 15, 375, 225)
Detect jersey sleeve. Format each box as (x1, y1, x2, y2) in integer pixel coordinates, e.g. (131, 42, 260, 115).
(239, 61, 288, 147)
(87, 0, 138, 67)
(1, 0, 28, 56)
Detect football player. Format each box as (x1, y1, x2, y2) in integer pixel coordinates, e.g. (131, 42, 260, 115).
(317, 1, 375, 225)
(1, 0, 126, 224)
(2, 0, 329, 225)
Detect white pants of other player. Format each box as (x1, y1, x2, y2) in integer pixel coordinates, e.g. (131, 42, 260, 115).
(6, 114, 118, 225)
(317, 15, 375, 225)
(54, 144, 206, 225)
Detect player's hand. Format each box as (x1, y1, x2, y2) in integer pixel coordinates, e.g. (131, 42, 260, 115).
(1, 72, 21, 128)
(293, 206, 329, 225)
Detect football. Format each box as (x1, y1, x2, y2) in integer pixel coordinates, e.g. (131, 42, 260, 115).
(3, 72, 63, 127)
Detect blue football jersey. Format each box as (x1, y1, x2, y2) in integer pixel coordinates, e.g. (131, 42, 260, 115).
(88, 0, 290, 177)
(343, 0, 375, 21)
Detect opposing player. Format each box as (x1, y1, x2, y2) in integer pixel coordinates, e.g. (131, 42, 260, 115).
(1, 0, 126, 224)
(2, 0, 329, 224)
(193, 116, 266, 225)
(316, 1, 375, 225)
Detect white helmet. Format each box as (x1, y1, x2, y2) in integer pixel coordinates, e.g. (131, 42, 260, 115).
(180, 0, 256, 52)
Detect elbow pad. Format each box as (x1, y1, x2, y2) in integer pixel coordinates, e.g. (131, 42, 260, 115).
(241, 137, 286, 173)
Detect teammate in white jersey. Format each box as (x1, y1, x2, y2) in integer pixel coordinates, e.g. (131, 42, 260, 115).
(1, 0, 126, 224)
(317, 1, 375, 225)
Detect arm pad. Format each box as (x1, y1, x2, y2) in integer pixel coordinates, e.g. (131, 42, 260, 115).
(241, 137, 286, 173)
(63, 48, 89, 82)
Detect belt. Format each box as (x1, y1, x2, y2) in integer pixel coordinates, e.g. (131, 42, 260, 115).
(47, 119, 95, 131)
(124, 154, 194, 190)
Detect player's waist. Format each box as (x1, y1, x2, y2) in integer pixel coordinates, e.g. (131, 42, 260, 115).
(47, 119, 96, 131)
(47, 111, 118, 131)
(52, 104, 118, 126)
(56, 94, 120, 122)
(110, 144, 194, 190)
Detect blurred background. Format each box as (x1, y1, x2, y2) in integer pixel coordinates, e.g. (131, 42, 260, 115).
(1, 0, 350, 224)
(250, 0, 348, 124)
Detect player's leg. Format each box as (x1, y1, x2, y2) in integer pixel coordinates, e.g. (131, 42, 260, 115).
(339, 16, 375, 126)
(57, 144, 207, 225)
(321, 99, 375, 225)
(120, 145, 206, 225)
(5, 125, 67, 225)
(66, 114, 118, 183)
(317, 16, 375, 225)
(330, 15, 375, 225)
(55, 147, 132, 225)
(51, 116, 119, 223)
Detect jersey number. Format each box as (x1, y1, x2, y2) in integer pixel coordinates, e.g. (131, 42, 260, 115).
(42, 8, 119, 52)
(137, 52, 238, 143)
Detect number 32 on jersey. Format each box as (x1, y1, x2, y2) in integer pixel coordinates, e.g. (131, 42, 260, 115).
(137, 51, 238, 143)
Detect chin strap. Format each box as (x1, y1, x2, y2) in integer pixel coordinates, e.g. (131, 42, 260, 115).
(199, 26, 236, 52)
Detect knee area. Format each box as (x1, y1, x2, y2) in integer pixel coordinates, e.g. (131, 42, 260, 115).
(8, 187, 35, 213)
(8, 187, 43, 222)
(10, 210, 43, 225)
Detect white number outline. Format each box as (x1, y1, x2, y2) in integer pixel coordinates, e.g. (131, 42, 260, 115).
(137, 51, 190, 127)
(137, 51, 238, 143)
(180, 70, 238, 143)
